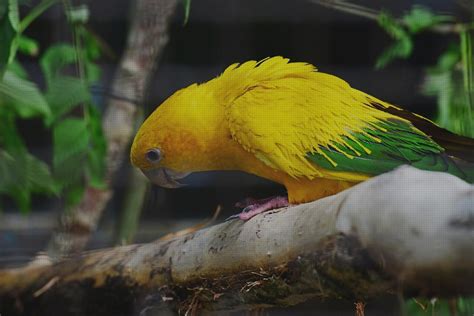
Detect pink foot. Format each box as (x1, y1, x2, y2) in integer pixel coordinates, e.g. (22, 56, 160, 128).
(227, 196, 289, 221)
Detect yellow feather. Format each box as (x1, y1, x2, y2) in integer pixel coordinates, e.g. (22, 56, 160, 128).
(131, 56, 434, 203)
(217, 57, 403, 179)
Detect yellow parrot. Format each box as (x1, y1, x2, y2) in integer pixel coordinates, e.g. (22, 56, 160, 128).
(131, 57, 474, 220)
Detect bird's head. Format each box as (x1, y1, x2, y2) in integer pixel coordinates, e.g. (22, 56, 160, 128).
(130, 82, 228, 188)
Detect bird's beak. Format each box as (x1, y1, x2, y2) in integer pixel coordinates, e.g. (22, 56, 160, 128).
(141, 168, 190, 189)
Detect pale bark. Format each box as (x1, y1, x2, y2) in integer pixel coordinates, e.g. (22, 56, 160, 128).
(1, 167, 473, 315)
(46, 0, 179, 259)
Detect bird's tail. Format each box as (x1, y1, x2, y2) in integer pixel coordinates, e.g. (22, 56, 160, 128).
(405, 120, 474, 183)
(449, 156, 474, 183)
(367, 100, 474, 183)
(433, 128, 474, 183)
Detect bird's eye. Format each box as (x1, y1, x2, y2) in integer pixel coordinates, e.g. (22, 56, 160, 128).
(145, 148, 162, 163)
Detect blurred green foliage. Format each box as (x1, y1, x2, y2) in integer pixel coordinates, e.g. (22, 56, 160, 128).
(421, 42, 472, 135)
(404, 297, 474, 316)
(376, 6, 452, 69)
(0, 0, 106, 212)
(376, 5, 474, 316)
(377, 5, 474, 139)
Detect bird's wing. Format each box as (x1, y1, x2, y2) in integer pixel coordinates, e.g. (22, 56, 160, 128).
(224, 71, 460, 181)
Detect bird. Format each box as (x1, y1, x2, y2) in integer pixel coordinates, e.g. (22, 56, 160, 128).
(130, 56, 474, 220)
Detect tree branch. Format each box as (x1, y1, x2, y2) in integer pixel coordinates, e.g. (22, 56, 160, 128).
(309, 0, 466, 34)
(1, 167, 473, 315)
(45, 0, 179, 259)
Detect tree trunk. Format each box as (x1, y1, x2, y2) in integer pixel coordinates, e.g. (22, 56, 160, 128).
(46, 0, 179, 259)
(1, 167, 473, 315)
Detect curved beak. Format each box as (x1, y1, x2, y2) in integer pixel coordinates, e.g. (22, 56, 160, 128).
(142, 168, 190, 189)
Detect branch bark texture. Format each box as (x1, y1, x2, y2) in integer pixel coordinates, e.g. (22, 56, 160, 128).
(1, 167, 473, 315)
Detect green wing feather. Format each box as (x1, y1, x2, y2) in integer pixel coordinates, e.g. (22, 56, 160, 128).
(219, 57, 474, 182)
(307, 118, 474, 182)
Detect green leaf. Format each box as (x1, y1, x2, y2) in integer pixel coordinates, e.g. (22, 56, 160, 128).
(19, 0, 57, 33)
(27, 153, 58, 194)
(0, 0, 19, 77)
(64, 182, 84, 208)
(8, 0, 19, 31)
(376, 37, 413, 69)
(86, 103, 106, 188)
(436, 43, 461, 71)
(422, 70, 453, 128)
(44, 75, 90, 124)
(376, 11, 413, 69)
(0, 3, 7, 17)
(402, 5, 452, 34)
(10, 188, 31, 213)
(7, 0, 19, 66)
(0, 21, 16, 76)
(182, 0, 191, 25)
(85, 62, 101, 83)
(0, 148, 56, 213)
(0, 110, 56, 212)
(16, 34, 39, 56)
(40, 43, 77, 85)
(377, 11, 406, 41)
(82, 29, 102, 82)
(0, 106, 27, 153)
(53, 118, 89, 187)
(82, 27, 101, 60)
(53, 118, 89, 166)
(421, 43, 471, 135)
(460, 30, 473, 105)
(459, 30, 473, 136)
(0, 70, 51, 119)
(87, 148, 106, 188)
(7, 59, 28, 79)
(422, 44, 461, 98)
(0, 149, 27, 195)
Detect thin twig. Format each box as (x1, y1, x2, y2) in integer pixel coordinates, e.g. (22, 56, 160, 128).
(311, 0, 379, 20)
(33, 276, 60, 297)
(158, 205, 222, 241)
(19, 0, 58, 32)
(309, 0, 466, 34)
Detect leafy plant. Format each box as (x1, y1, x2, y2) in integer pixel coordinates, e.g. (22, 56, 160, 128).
(376, 11, 413, 69)
(0, 0, 20, 77)
(374, 4, 474, 316)
(421, 42, 473, 135)
(374, 4, 474, 139)
(0, 1, 107, 212)
(404, 297, 474, 316)
(376, 6, 452, 69)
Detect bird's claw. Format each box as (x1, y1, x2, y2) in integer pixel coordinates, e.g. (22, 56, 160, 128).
(224, 213, 241, 222)
(226, 196, 289, 221)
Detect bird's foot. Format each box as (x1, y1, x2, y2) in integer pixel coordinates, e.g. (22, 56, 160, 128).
(226, 196, 289, 221)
